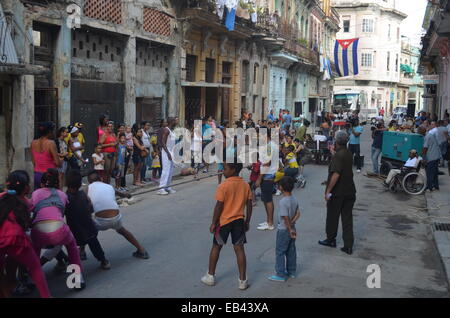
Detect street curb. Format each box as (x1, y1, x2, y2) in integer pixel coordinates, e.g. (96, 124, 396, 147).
(424, 191, 450, 291)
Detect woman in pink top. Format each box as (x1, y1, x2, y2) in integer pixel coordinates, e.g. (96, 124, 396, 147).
(31, 122, 60, 189)
(97, 114, 109, 143)
(30, 168, 85, 290)
(0, 170, 51, 298)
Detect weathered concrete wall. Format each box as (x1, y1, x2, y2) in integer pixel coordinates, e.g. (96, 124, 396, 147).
(124, 36, 136, 125)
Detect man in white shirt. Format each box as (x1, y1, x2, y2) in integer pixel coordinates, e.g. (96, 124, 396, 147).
(384, 150, 419, 185)
(87, 170, 149, 259)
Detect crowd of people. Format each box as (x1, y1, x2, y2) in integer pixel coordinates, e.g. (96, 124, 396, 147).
(1, 105, 449, 295)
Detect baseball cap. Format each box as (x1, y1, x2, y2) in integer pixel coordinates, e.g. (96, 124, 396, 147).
(74, 122, 84, 129)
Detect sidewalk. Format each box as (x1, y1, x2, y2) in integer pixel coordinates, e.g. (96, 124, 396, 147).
(425, 169, 450, 288)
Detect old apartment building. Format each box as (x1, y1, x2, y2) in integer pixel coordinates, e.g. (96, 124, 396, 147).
(0, 0, 180, 182)
(0, 0, 340, 184)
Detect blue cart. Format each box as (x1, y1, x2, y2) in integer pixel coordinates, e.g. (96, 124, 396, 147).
(379, 131, 424, 176)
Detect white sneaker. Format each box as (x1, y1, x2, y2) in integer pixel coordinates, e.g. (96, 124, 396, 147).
(258, 221, 268, 226)
(275, 190, 282, 196)
(257, 223, 275, 231)
(201, 273, 215, 286)
(168, 189, 176, 194)
(238, 278, 249, 290)
(357, 169, 361, 173)
(156, 189, 169, 195)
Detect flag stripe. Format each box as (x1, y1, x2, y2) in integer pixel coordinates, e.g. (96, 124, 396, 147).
(352, 39, 359, 75)
(334, 40, 341, 77)
(342, 48, 349, 76)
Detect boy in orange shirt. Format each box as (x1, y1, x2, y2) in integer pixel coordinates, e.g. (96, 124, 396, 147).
(201, 162, 253, 290)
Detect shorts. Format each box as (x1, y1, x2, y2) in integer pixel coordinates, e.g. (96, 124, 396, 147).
(217, 163, 224, 172)
(132, 154, 144, 165)
(284, 167, 298, 178)
(261, 180, 274, 203)
(57, 161, 68, 173)
(213, 218, 247, 246)
(94, 213, 123, 231)
(103, 153, 116, 172)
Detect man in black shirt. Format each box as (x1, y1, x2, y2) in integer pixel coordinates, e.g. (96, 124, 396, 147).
(319, 131, 356, 255)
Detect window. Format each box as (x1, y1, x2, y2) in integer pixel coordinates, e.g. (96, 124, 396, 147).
(343, 20, 350, 33)
(205, 58, 215, 83)
(33, 31, 41, 46)
(388, 24, 391, 39)
(395, 54, 398, 72)
(186, 55, 197, 82)
(387, 52, 390, 71)
(253, 63, 259, 84)
(397, 27, 400, 42)
(362, 19, 374, 33)
(361, 53, 373, 67)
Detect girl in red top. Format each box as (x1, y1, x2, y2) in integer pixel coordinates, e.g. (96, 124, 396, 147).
(99, 121, 118, 184)
(0, 170, 51, 298)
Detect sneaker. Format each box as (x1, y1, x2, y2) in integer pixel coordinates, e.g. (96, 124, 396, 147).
(258, 221, 268, 226)
(285, 271, 297, 278)
(275, 190, 282, 196)
(201, 273, 215, 286)
(100, 260, 111, 270)
(238, 278, 249, 290)
(168, 189, 177, 194)
(133, 250, 149, 259)
(268, 275, 286, 282)
(156, 189, 169, 195)
(257, 223, 275, 231)
(357, 169, 361, 173)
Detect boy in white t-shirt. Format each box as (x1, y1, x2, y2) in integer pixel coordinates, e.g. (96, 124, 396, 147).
(92, 144, 105, 181)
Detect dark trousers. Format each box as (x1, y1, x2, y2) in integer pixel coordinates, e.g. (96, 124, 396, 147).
(80, 236, 106, 262)
(348, 144, 361, 170)
(68, 157, 80, 170)
(326, 194, 356, 248)
(121, 153, 131, 187)
(425, 159, 439, 190)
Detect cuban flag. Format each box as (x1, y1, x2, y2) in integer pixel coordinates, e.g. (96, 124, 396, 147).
(334, 38, 359, 77)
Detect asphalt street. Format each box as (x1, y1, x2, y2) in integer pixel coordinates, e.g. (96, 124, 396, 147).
(40, 128, 449, 298)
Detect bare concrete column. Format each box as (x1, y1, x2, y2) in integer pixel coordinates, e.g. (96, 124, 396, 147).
(11, 75, 34, 175)
(53, 23, 71, 127)
(168, 44, 181, 118)
(124, 36, 136, 125)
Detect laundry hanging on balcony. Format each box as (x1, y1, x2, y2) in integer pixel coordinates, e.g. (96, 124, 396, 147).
(216, 0, 226, 19)
(334, 38, 359, 77)
(224, 0, 239, 31)
(321, 57, 333, 81)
